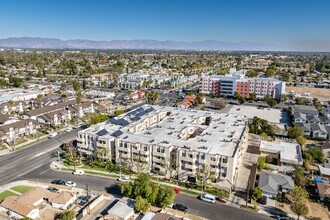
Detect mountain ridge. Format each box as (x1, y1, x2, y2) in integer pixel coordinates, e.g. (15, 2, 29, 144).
(0, 37, 293, 51)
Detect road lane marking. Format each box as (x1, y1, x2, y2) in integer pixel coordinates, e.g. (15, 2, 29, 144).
(39, 168, 51, 175)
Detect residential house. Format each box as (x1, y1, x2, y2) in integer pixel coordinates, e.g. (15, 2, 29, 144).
(0, 187, 76, 219)
(259, 140, 303, 166)
(258, 170, 295, 197)
(24, 99, 94, 127)
(51, 191, 76, 210)
(292, 105, 329, 139)
(0, 114, 19, 125)
(0, 187, 57, 219)
(316, 182, 330, 201)
(318, 163, 330, 178)
(311, 124, 328, 139)
(176, 95, 198, 110)
(0, 197, 40, 219)
(321, 141, 330, 162)
(0, 119, 39, 145)
(104, 199, 134, 220)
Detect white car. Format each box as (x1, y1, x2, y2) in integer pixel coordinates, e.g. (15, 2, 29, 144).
(73, 169, 84, 175)
(117, 176, 130, 182)
(199, 194, 216, 203)
(48, 132, 58, 138)
(65, 127, 73, 132)
(65, 181, 76, 187)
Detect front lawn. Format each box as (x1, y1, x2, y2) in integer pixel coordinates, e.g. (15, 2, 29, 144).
(0, 190, 18, 202)
(11, 186, 33, 194)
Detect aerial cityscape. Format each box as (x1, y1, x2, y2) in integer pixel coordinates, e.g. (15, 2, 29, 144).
(0, 0, 329, 220)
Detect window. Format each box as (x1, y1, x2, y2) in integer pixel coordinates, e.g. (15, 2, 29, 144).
(210, 157, 216, 161)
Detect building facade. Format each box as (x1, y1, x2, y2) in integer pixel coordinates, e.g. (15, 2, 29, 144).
(200, 69, 285, 99)
(77, 105, 249, 190)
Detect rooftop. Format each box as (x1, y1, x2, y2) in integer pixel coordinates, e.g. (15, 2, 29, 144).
(80, 105, 247, 157)
(260, 140, 303, 165)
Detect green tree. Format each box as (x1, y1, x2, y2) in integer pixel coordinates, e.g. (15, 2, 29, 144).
(257, 156, 266, 170)
(120, 181, 133, 197)
(288, 126, 305, 138)
(133, 174, 152, 199)
(56, 210, 76, 220)
(246, 70, 258, 78)
(82, 79, 87, 90)
(238, 96, 246, 104)
(291, 186, 309, 220)
(307, 146, 325, 163)
(303, 152, 313, 166)
(249, 93, 257, 101)
(296, 136, 306, 147)
(135, 196, 151, 214)
(156, 186, 176, 208)
(292, 166, 307, 187)
(37, 94, 43, 103)
(76, 91, 82, 105)
(72, 80, 81, 92)
(292, 201, 308, 220)
(9, 77, 23, 87)
(90, 113, 109, 124)
(251, 187, 263, 200)
(115, 109, 125, 116)
(280, 94, 288, 103)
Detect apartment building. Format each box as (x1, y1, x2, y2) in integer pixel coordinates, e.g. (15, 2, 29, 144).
(0, 119, 39, 145)
(0, 88, 48, 104)
(118, 73, 150, 89)
(23, 100, 95, 127)
(77, 105, 249, 190)
(200, 69, 285, 99)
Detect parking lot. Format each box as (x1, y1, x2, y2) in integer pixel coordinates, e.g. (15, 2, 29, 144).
(226, 105, 290, 129)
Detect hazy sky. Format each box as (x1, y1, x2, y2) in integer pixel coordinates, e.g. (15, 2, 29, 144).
(0, 0, 330, 51)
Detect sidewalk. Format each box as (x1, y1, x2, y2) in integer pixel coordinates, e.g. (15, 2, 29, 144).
(51, 161, 206, 195)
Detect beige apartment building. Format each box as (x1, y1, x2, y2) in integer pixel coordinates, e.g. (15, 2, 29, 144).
(77, 105, 249, 190)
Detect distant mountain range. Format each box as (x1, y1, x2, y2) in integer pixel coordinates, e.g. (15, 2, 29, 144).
(0, 37, 293, 51)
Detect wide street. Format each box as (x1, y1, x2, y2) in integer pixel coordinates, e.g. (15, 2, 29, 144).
(0, 128, 81, 186)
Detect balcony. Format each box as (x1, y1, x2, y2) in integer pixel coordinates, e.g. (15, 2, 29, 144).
(153, 150, 166, 157)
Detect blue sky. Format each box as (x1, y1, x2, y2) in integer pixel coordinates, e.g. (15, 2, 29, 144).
(0, 0, 330, 50)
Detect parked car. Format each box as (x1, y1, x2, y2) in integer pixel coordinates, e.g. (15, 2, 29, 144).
(73, 169, 84, 175)
(198, 194, 216, 203)
(48, 132, 58, 138)
(47, 187, 59, 193)
(216, 197, 226, 203)
(51, 180, 66, 185)
(172, 203, 188, 213)
(117, 176, 130, 182)
(65, 127, 73, 132)
(65, 181, 77, 187)
(257, 195, 267, 205)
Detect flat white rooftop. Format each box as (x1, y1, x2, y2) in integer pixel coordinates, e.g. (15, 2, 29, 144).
(260, 140, 303, 164)
(81, 105, 248, 157)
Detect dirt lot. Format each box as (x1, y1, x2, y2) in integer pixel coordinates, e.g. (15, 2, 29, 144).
(276, 200, 330, 220)
(306, 200, 330, 220)
(286, 86, 330, 101)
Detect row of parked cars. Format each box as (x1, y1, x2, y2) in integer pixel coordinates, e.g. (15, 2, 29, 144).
(51, 179, 77, 187)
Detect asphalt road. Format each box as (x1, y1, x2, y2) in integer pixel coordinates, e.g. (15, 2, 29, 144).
(20, 163, 270, 220)
(0, 128, 81, 186)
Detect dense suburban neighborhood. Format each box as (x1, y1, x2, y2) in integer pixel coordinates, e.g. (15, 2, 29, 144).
(0, 47, 329, 220)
